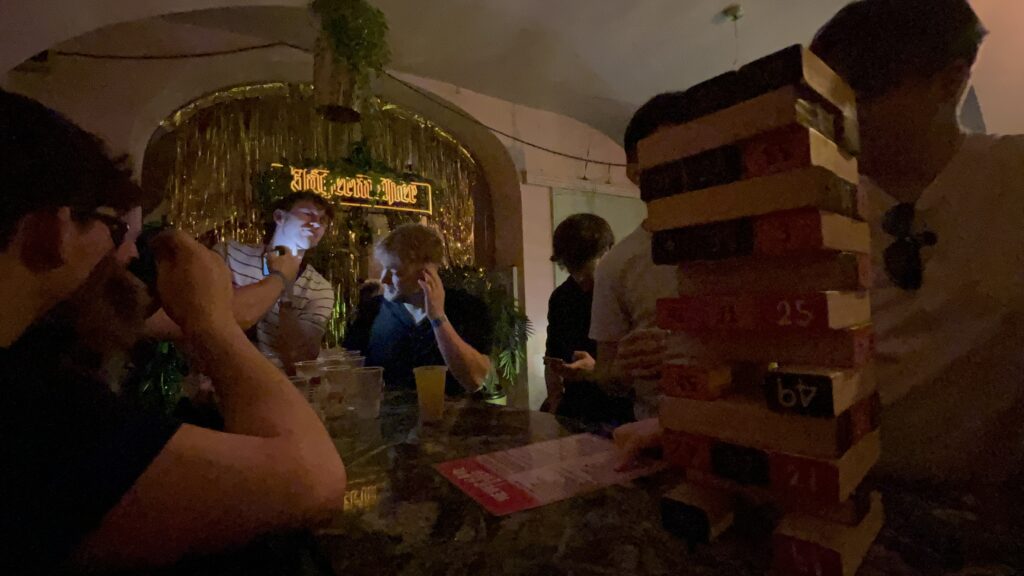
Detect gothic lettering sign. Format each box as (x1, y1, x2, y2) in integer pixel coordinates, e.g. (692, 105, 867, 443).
(272, 163, 433, 215)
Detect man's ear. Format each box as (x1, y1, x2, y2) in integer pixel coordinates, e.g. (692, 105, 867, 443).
(18, 208, 68, 272)
(937, 59, 973, 104)
(274, 209, 287, 225)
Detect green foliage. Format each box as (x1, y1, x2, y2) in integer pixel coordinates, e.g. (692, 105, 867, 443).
(310, 0, 391, 90)
(441, 267, 533, 396)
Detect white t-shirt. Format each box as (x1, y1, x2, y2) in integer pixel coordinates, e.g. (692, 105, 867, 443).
(866, 133, 1024, 481)
(589, 224, 679, 343)
(215, 241, 336, 357)
(589, 224, 679, 419)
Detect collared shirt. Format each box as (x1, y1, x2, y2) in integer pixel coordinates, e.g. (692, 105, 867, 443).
(215, 241, 335, 356)
(864, 133, 1024, 404)
(589, 225, 678, 342)
(864, 133, 1024, 481)
(345, 289, 493, 396)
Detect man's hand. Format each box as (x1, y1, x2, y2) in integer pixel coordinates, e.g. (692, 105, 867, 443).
(613, 419, 663, 471)
(266, 246, 302, 284)
(551, 351, 596, 382)
(418, 265, 447, 321)
(614, 328, 668, 381)
(151, 231, 235, 335)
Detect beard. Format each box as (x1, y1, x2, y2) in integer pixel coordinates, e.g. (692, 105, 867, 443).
(42, 254, 153, 390)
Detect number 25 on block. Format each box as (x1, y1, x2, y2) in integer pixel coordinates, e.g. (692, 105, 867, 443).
(777, 299, 815, 327)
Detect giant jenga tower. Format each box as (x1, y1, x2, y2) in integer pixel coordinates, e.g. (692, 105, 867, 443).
(642, 46, 882, 576)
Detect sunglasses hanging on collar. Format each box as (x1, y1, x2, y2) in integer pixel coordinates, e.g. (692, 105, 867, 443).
(881, 203, 938, 291)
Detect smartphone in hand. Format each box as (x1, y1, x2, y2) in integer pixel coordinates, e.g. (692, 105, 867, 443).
(543, 356, 565, 368)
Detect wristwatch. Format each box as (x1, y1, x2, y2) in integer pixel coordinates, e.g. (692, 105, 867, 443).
(430, 314, 448, 328)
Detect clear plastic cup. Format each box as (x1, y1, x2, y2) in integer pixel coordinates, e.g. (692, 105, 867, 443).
(347, 367, 384, 419)
(318, 367, 352, 418)
(288, 375, 313, 402)
(413, 366, 447, 424)
(294, 360, 325, 381)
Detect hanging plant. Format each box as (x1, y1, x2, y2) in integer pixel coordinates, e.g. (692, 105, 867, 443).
(310, 0, 391, 123)
(441, 266, 533, 399)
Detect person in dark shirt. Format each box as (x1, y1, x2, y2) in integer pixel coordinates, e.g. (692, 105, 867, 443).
(0, 90, 346, 574)
(543, 214, 631, 425)
(345, 224, 493, 396)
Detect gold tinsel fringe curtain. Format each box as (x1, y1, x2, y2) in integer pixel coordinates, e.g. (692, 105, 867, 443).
(151, 83, 479, 345)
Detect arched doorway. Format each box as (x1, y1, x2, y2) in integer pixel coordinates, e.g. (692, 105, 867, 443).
(141, 82, 495, 346)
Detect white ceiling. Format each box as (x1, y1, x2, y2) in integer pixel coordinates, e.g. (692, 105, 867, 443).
(6, 0, 1023, 138)
(43, 1, 852, 140)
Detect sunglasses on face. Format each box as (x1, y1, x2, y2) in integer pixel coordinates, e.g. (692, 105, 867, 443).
(881, 202, 937, 291)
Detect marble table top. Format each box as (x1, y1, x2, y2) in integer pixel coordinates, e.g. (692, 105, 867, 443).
(315, 393, 1024, 576)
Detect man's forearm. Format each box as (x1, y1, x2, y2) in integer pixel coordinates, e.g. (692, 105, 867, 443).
(186, 323, 327, 439)
(232, 276, 286, 329)
(433, 322, 490, 392)
(277, 304, 323, 364)
(594, 341, 631, 394)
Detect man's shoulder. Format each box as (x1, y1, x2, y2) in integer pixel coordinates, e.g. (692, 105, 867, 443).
(549, 277, 581, 305)
(222, 241, 263, 266)
(299, 265, 333, 293)
(596, 225, 648, 278)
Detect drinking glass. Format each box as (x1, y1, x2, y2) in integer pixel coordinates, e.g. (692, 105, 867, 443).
(413, 366, 447, 424)
(347, 367, 384, 419)
(318, 366, 353, 418)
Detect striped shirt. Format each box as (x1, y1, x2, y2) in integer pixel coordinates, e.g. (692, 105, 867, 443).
(214, 241, 335, 357)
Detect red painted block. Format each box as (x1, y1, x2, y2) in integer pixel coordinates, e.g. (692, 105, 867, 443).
(660, 362, 733, 400)
(662, 430, 713, 472)
(677, 252, 872, 294)
(774, 534, 844, 576)
(742, 124, 814, 179)
(656, 292, 869, 333)
(693, 324, 874, 368)
(773, 492, 884, 576)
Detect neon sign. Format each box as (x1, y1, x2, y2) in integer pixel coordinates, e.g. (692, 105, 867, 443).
(272, 163, 433, 215)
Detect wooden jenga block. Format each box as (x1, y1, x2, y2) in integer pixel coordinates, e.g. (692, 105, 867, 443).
(685, 467, 874, 527)
(652, 208, 869, 265)
(679, 324, 873, 368)
(637, 86, 851, 170)
(710, 440, 771, 486)
(660, 482, 736, 546)
(755, 209, 869, 256)
(769, 430, 880, 507)
(637, 45, 857, 169)
(764, 366, 876, 418)
(656, 291, 870, 333)
(677, 253, 871, 294)
(660, 361, 733, 400)
(773, 492, 884, 576)
(660, 391, 880, 459)
(742, 125, 857, 183)
(639, 144, 743, 203)
(640, 125, 857, 202)
(693, 430, 878, 507)
(647, 168, 861, 232)
(742, 45, 856, 119)
(662, 430, 713, 472)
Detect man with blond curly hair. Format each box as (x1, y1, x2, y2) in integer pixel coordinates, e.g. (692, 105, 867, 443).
(345, 223, 493, 396)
